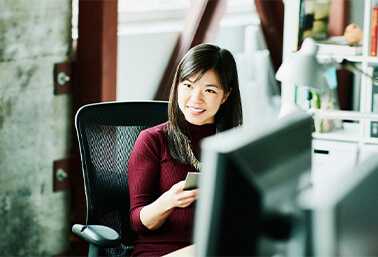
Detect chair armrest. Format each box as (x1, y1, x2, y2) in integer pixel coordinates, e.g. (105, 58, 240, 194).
(72, 224, 122, 248)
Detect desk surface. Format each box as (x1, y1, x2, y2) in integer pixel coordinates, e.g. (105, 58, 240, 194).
(163, 244, 195, 257)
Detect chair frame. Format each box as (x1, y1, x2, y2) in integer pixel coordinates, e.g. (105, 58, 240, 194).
(72, 100, 169, 256)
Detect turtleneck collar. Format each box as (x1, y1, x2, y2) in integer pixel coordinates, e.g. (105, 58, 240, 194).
(185, 121, 216, 139)
(185, 121, 216, 159)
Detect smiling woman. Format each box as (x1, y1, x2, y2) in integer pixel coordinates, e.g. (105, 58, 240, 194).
(167, 44, 242, 168)
(127, 43, 243, 256)
(178, 69, 230, 126)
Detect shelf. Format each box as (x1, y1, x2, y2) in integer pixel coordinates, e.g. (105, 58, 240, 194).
(312, 122, 360, 142)
(282, 0, 378, 145)
(364, 56, 378, 65)
(313, 121, 378, 144)
(317, 55, 378, 65)
(317, 55, 364, 63)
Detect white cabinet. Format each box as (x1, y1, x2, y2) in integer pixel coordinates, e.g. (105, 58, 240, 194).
(359, 143, 378, 161)
(312, 138, 378, 184)
(312, 139, 358, 185)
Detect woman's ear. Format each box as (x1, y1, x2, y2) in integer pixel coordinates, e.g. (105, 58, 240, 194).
(221, 87, 232, 104)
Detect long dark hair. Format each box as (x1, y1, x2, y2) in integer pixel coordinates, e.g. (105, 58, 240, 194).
(167, 43, 243, 167)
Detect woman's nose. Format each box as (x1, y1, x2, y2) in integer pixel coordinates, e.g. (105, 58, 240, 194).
(191, 89, 204, 102)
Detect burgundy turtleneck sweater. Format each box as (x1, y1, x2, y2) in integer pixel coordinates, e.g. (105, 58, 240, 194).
(128, 121, 216, 256)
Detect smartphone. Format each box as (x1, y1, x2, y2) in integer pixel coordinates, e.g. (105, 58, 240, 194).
(183, 172, 201, 190)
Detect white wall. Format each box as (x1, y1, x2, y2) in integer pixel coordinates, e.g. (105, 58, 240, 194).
(117, 29, 179, 100)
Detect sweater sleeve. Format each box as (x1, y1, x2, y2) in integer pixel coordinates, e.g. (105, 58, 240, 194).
(128, 128, 162, 235)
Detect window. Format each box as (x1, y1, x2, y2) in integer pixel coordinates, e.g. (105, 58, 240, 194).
(118, 0, 257, 34)
(118, 0, 256, 23)
(72, 0, 257, 38)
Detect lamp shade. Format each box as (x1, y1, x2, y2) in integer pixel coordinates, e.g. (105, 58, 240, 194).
(275, 38, 325, 92)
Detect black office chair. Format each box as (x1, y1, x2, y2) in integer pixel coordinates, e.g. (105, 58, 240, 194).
(72, 100, 169, 256)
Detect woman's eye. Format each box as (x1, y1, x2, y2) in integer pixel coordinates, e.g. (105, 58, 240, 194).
(206, 89, 216, 93)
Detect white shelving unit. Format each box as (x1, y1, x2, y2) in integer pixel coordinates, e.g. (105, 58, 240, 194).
(281, 0, 378, 145)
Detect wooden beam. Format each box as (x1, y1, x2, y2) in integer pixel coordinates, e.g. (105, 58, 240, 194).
(154, 0, 228, 100)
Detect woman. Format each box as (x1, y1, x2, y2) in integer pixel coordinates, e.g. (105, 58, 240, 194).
(128, 43, 243, 256)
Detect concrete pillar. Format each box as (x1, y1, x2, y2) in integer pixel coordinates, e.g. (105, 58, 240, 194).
(0, 0, 73, 255)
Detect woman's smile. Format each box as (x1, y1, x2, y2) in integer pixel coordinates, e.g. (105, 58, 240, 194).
(187, 106, 205, 114)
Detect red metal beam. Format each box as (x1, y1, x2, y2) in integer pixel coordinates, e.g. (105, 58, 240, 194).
(72, 0, 117, 255)
(154, 0, 228, 100)
(254, 0, 284, 73)
(75, 0, 117, 109)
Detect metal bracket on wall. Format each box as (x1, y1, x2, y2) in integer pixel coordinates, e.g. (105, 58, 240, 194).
(54, 62, 73, 95)
(53, 158, 72, 191)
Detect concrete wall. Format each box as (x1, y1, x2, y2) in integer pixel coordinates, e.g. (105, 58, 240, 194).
(0, 0, 73, 255)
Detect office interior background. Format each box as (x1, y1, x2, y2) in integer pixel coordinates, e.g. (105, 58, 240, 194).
(0, 0, 367, 256)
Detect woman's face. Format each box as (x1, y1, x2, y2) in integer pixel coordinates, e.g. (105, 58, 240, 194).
(178, 69, 230, 126)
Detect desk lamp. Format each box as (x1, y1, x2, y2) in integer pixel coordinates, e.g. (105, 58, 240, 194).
(276, 37, 378, 121)
(276, 37, 324, 93)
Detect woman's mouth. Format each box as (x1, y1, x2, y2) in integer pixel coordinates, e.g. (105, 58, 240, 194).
(188, 106, 205, 113)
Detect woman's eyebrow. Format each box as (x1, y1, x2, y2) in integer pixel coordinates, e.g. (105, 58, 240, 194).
(206, 84, 221, 89)
(184, 78, 221, 88)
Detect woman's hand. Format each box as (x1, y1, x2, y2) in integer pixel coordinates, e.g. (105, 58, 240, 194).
(140, 180, 198, 230)
(165, 181, 198, 208)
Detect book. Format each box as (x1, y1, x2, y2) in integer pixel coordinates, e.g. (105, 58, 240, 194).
(370, 68, 378, 138)
(315, 36, 363, 56)
(370, 7, 378, 56)
(297, 0, 331, 49)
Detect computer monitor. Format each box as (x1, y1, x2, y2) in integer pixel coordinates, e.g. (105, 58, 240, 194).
(193, 111, 313, 256)
(298, 153, 378, 256)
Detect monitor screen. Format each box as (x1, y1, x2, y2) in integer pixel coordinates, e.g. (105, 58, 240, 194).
(298, 153, 378, 256)
(193, 111, 313, 256)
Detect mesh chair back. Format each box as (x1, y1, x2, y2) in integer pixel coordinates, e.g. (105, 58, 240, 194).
(75, 101, 169, 256)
